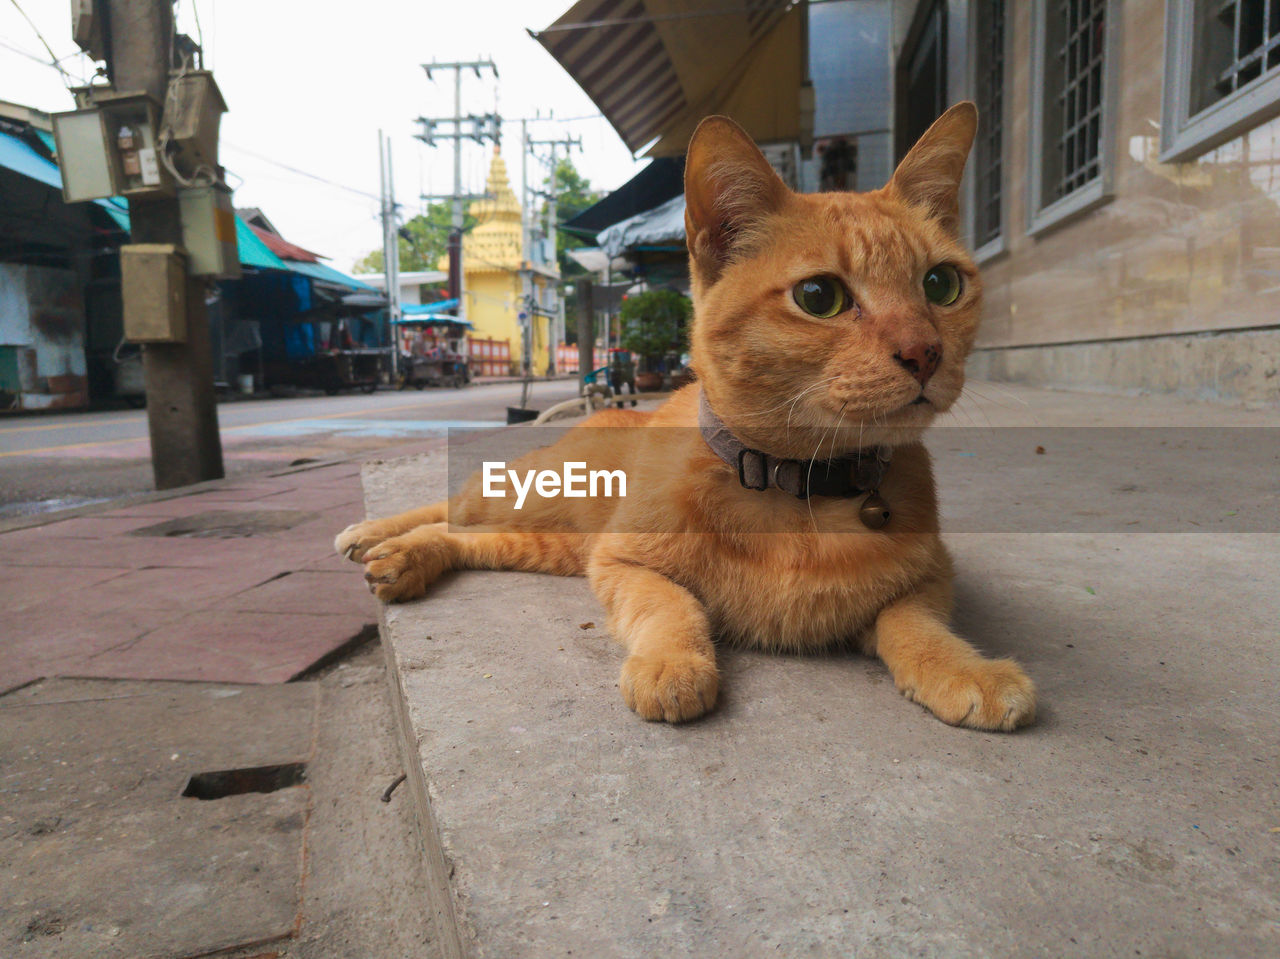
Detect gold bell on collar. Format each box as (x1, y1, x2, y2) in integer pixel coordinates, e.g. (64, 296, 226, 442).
(859, 491, 891, 530)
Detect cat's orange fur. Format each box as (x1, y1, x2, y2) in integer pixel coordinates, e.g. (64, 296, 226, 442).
(336, 103, 1036, 730)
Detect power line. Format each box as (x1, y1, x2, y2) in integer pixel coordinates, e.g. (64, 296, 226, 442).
(221, 142, 382, 201)
(6, 0, 76, 84)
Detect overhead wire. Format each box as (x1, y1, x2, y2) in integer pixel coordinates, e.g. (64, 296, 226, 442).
(6, 0, 76, 85)
(221, 142, 382, 201)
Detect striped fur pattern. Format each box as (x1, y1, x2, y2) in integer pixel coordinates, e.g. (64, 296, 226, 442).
(336, 104, 1035, 730)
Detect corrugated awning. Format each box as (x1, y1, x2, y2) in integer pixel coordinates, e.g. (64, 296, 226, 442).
(562, 155, 683, 237)
(248, 223, 322, 262)
(284, 258, 378, 292)
(597, 193, 685, 258)
(1, 128, 150, 234)
(234, 218, 287, 270)
(404, 299, 460, 313)
(531, 0, 809, 157)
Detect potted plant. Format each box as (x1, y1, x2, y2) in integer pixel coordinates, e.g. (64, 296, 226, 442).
(619, 288, 691, 392)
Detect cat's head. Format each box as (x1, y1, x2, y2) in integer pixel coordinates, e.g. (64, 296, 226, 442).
(685, 103, 980, 455)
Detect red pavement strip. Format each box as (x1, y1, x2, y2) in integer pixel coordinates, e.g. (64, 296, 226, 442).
(0, 462, 379, 693)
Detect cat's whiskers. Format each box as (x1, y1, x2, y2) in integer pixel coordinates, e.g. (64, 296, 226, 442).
(783, 376, 842, 435)
(944, 394, 990, 432)
(730, 376, 840, 426)
(960, 383, 1036, 423)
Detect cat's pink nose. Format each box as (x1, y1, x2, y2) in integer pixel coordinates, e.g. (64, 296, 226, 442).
(894, 341, 942, 386)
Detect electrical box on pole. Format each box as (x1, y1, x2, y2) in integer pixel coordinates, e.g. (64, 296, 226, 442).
(121, 244, 188, 342)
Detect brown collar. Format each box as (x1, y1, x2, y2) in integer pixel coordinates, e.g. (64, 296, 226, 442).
(697, 390, 892, 501)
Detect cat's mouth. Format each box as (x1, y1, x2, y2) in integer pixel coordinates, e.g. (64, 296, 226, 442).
(910, 395, 931, 406)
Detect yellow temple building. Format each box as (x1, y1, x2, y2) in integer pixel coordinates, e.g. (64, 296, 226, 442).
(452, 147, 559, 375)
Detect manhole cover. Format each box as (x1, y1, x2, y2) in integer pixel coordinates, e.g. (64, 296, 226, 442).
(130, 509, 316, 539)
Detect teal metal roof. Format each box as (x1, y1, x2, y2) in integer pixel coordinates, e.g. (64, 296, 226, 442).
(0, 128, 61, 190)
(283, 258, 376, 291)
(234, 217, 287, 269)
(1, 128, 131, 231)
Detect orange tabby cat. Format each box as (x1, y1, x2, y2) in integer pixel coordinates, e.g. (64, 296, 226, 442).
(336, 103, 1036, 731)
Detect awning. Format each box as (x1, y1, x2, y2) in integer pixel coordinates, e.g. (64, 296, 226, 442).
(392, 314, 474, 328)
(284, 259, 378, 292)
(531, 0, 810, 157)
(404, 299, 460, 314)
(597, 193, 686, 258)
(234, 218, 287, 270)
(562, 156, 683, 237)
(0, 128, 126, 229)
(248, 223, 322, 262)
(341, 292, 390, 308)
(0, 128, 61, 189)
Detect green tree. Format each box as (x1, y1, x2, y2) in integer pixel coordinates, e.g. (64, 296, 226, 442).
(541, 157, 601, 276)
(619, 289, 691, 370)
(352, 202, 476, 274)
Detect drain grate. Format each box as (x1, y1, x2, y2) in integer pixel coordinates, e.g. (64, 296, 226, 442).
(131, 509, 315, 539)
(181, 762, 307, 800)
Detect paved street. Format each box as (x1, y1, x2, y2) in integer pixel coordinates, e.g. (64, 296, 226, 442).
(0, 380, 580, 518)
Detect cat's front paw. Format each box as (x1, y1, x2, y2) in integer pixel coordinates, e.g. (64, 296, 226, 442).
(899, 657, 1036, 731)
(362, 533, 449, 603)
(620, 651, 719, 723)
(335, 520, 391, 563)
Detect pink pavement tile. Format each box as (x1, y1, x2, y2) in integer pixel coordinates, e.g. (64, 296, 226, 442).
(303, 550, 364, 573)
(102, 496, 302, 519)
(0, 605, 189, 685)
(79, 564, 281, 611)
(21, 516, 160, 538)
(256, 488, 363, 512)
(0, 533, 292, 570)
(75, 610, 373, 683)
(180, 486, 298, 503)
(3, 564, 135, 612)
(212, 570, 378, 616)
(1, 671, 40, 696)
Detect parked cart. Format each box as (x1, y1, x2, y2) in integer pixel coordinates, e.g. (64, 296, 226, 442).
(393, 311, 472, 390)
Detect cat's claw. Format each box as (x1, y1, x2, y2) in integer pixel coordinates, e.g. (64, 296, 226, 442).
(335, 521, 389, 563)
(620, 652, 719, 723)
(899, 657, 1036, 731)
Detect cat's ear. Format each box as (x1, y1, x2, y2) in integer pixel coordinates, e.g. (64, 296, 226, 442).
(684, 116, 788, 280)
(888, 102, 977, 235)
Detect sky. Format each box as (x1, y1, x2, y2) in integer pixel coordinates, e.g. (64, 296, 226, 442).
(1, 0, 644, 272)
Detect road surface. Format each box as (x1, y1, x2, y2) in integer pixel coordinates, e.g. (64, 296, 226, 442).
(0, 381, 580, 518)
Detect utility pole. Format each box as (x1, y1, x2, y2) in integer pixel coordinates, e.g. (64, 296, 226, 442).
(414, 59, 499, 326)
(377, 131, 400, 380)
(526, 133, 581, 375)
(105, 0, 223, 489)
(575, 278, 594, 393)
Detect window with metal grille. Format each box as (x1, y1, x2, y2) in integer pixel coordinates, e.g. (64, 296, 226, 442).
(1163, 2, 1280, 160)
(1028, 0, 1117, 235)
(972, 0, 1005, 249)
(1050, 0, 1106, 199)
(1193, 1, 1280, 114)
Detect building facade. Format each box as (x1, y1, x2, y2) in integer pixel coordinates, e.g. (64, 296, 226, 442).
(891, 0, 1280, 403)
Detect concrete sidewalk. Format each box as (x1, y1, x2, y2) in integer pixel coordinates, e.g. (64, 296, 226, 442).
(360, 382, 1280, 958)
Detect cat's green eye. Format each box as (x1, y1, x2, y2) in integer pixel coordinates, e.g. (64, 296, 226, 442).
(792, 277, 847, 318)
(923, 264, 962, 306)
